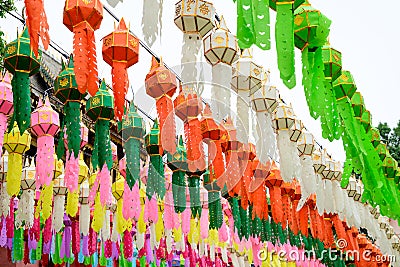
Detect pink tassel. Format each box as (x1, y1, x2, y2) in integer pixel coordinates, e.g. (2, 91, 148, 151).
(200, 208, 208, 239)
(181, 207, 191, 235)
(64, 152, 79, 192)
(218, 220, 228, 242)
(99, 164, 112, 206)
(36, 135, 55, 187)
(0, 114, 8, 159)
(132, 182, 141, 220)
(88, 172, 100, 204)
(122, 180, 141, 220)
(164, 191, 174, 230)
(148, 196, 158, 223)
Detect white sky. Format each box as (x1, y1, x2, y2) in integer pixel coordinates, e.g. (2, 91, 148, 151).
(1, 0, 400, 163)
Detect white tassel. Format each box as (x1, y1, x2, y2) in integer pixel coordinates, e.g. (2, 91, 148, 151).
(277, 130, 300, 182)
(106, 0, 123, 8)
(236, 91, 250, 144)
(149, 223, 157, 249)
(210, 244, 215, 262)
(323, 180, 334, 214)
(136, 231, 145, 250)
(15, 189, 35, 229)
(111, 212, 119, 242)
(221, 247, 228, 263)
(315, 175, 325, 215)
(255, 112, 276, 164)
(0, 182, 10, 217)
(199, 240, 204, 258)
(101, 210, 110, 241)
(238, 256, 245, 267)
(165, 228, 173, 254)
(332, 180, 344, 215)
(231, 252, 240, 267)
(80, 204, 90, 236)
(298, 155, 317, 206)
(181, 34, 201, 91)
(141, 0, 163, 47)
(52, 195, 65, 233)
(211, 63, 232, 122)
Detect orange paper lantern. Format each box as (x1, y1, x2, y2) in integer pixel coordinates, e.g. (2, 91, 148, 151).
(103, 18, 139, 120)
(24, 0, 50, 56)
(63, 0, 103, 96)
(145, 57, 177, 153)
(248, 159, 270, 220)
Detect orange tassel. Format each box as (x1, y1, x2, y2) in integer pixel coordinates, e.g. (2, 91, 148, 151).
(240, 180, 249, 210)
(269, 186, 283, 224)
(281, 194, 290, 229)
(250, 182, 267, 220)
(308, 206, 317, 238)
(225, 150, 240, 195)
(297, 204, 308, 236)
(289, 199, 299, 234)
(185, 119, 205, 172)
(112, 61, 129, 120)
(73, 23, 89, 94)
(323, 217, 334, 247)
(25, 0, 49, 57)
(156, 96, 177, 154)
(87, 28, 98, 96)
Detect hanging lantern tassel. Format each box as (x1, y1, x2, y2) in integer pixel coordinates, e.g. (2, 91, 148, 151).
(80, 202, 90, 237)
(4, 27, 40, 133)
(36, 182, 54, 220)
(92, 192, 106, 233)
(0, 181, 10, 217)
(208, 190, 223, 230)
(275, 1, 296, 89)
(277, 130, 300, 182)
(24, 0, 50, 56)
(188, 172, 201, 218)
(141, 0, 163, 47)
(16, 188, 35, 229)
(52, 194, 66, 233)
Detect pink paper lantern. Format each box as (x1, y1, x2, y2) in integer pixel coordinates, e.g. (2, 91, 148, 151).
(31, 97, 60, 187)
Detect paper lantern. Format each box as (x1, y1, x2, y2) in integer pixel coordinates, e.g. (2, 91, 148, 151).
(375, 142, 387, 161)
(333, 161, 343, 181)
(346, 175, 357, 198)
(350, 92, 365, 120)
(370, 128, 381, 148)
(174, 0, 215, 38)
(4, 122, 31, 196)
(321, 44, 342, 82)
(273, 102, 295, 131)
(312, 148, 326, 174)
(16, 159, 36, 229)
(21, 159, 36, 191)
(297, 130, 315, 156)
(121, 103, 145, 189)
(54, 155, 63, 179)
(248, 160, 270, 220)
(0, 73, 14, 159)
(251, 85, 280, 113)
(174, 87, 205, 173)
(204, 17, 238, 66)
(167, 136, 187, 213)
(63, 0, 103, 95)
(31, 97, 60, 188)
(145, 57, 177, 153)
(383, 153, 397, 180)
(361, 110, 371, 133)
(204, 17, 238, 122)
(52, 174, 67, 233)
(333, 71, 357, 100)
(102, 18, 139, 120)
(4, 27, 40, 133)
(79, 180, 90, 236)
(53, 175, 67, 196)
(289, 119, 303, 142)
(321, 153, 335, 180)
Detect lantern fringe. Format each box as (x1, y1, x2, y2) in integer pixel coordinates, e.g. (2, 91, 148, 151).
(165, 228, 172, 254)
(52, 195, 65, 233)
(64, 102, 81, 158)
(136, 231, 145, 251)
(211, 63, 231, 122)
(122, 180, 140, 220)
(275, 3, 295, 89)
(111, 61, 128, 120)
(147, 154, 165, 199)
(73, 23, 89, 95)
(181, 34, 201, 88)
(225, 150, 240, 196)
(236, 91, 250, 144)
(156, 96, 176, 154)
(36, 135, 55, 187)
(185, 119, 206, 172)
(99, 164, 112, 207)
(172, 170, 186, 213)
(64, 152, 79, 193)
(6, 153, 22, 196)
(277, 130, 300, 182)
(116, 199, 127, 234)
(298, 155, 317, 209)
(141, 0, 162, 47)
(24, 0, 49, 57)
(95, 119, 113, 171)
(66, 190, 79, 217)
(36, 182, 53, 220)
(155, 209, 164, 243)
(15, 189, 35, 229)
(188, 175, 201, 218)
(13, 73, 31, 133)
(332, 180, 345, 216)
(111, 211, 118, 242)
(91, 193, 106, 233)
(79, 204, 90, 236)
(255, 112, 276, 164)
(101, 210, 110, 241)
(124, 137, 141, 189)
(315, 174, 325, 216)
(0, 183, 10, 217)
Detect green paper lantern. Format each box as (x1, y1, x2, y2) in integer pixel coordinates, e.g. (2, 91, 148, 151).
(269, 0, 304, 10)
(54, 56, 84, 104)
(86, 80, 114, 170)
(321, 44, 342, 81)
(350, 92, 365, 119)
(383, 153, 397, 180)
(145, 120, 165, 199)
(167, 136, 187, 213)
(293, 1, 331, 50)
(122, 103, 144, 189)
(361, 110, 372, 133)
(370, 127, 381, 148)
(395, 167, 400, 184)
(332, 71, 357, 100)
(375, 142, 387, 161)
(4, 27, 41, 133)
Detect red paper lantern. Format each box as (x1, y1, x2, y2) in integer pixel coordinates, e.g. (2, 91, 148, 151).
(174, 87, 205, 173)
(103, 18, 139, 120)
(63, 0, 103, 96)
(145, 57, 177, 153)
